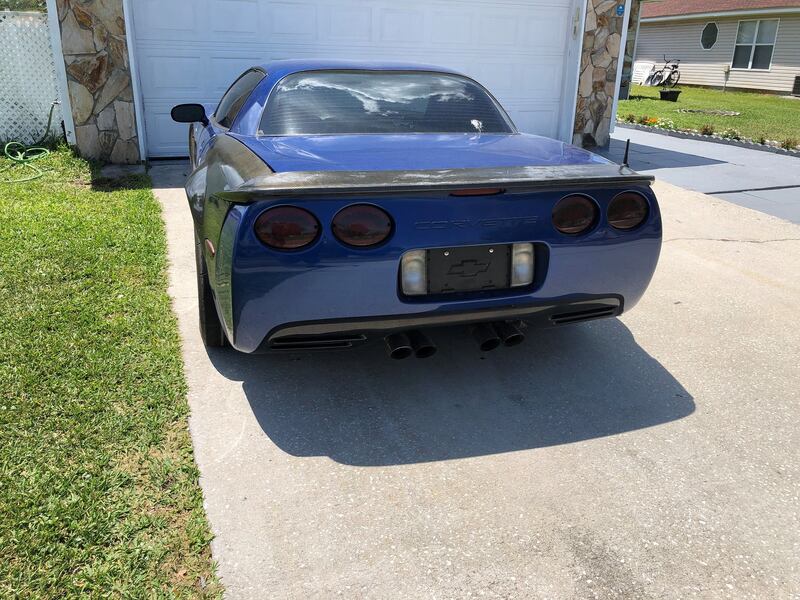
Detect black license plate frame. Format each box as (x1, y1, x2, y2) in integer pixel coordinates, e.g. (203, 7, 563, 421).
(427, 244, 512, 294)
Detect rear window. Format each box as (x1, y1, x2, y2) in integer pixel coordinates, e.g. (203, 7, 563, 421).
(259, 71, 514, 136)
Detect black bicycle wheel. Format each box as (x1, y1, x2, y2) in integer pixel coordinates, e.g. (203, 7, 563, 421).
(649, 70, 664, 87)
(667, 70, 681, 87)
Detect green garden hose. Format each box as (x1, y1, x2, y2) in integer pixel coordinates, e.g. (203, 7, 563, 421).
(0, 101, 58, 184)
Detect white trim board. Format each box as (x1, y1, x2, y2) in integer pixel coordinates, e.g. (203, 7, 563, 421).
(44, 0, 76, 145)
(122, 0, 147, 163)
(610, 0, 633, 138)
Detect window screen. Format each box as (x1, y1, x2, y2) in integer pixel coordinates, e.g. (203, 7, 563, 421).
(259, 71, 514, 135)
(732, 20, 778, 70)
(216, 69, 265, 129)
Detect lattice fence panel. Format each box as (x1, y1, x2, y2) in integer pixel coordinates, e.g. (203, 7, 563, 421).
(0, 11, 64, 144)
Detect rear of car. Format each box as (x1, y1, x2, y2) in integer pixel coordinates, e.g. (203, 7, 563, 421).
(183, 63, 661, 355)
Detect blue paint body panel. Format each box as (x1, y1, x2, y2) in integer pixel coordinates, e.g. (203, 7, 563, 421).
(185, 60, 662, 353)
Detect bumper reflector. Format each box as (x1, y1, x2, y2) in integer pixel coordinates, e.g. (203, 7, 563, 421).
(511, 243, 534, 287)
(401, 249, 427, 295)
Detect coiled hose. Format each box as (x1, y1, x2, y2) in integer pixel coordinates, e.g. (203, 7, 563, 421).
(0, 101, 59, 184)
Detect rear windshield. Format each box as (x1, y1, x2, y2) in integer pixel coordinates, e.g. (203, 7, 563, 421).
(259, 71, 514, 136)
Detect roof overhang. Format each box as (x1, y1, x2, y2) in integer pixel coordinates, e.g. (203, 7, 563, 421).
(641, 6, 800, 22)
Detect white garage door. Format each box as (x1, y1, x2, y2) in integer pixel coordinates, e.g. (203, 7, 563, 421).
(130, 0, 582, 158)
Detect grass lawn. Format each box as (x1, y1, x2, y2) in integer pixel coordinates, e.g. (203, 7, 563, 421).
(0, 148, 220, 598)
(617, 85, 800, 145)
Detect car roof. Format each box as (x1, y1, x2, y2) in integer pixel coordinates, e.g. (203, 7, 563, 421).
(254, 59, 467, 79)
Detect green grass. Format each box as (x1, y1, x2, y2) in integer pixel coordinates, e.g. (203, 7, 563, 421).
(618, 85, 800, 145)
(0, 147, 220, 598)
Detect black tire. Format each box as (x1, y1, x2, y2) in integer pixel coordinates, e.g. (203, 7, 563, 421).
(649, 70, 664, 87)
(667, 70, 681, 87)
(194, 230, 227, 347)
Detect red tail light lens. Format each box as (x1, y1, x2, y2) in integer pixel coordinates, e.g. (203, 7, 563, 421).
(254, 206, 320, 250)
(332, 204, 393, 248)
(552, 195, 598, 235)
(608, 192, 649, 230)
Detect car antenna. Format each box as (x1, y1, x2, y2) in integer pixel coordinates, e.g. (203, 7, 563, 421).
(622, 138, 631, 168)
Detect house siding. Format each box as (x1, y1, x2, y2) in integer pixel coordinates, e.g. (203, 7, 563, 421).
(636, 13, 800, 92)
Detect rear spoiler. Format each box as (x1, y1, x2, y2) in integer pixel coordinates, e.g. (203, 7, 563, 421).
(221, 163, 653, 201)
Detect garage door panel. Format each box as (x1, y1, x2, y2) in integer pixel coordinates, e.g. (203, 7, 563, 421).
(132, 0, 578, 157)
(378, 8, 426, 43)
(133, 0, 200, 40)
(325, 6, 372, 41)
(263, 2, 318, 39)
(143, 105, 194, 156)
(210, 0, 260, 36)
(139, 55, 204, 97)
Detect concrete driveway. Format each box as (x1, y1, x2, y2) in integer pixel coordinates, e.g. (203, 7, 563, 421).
(601, 127, 800, 224)
(152, 163, 800, 599)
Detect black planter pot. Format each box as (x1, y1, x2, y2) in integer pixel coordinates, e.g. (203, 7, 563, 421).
(660, 89, 681, 102)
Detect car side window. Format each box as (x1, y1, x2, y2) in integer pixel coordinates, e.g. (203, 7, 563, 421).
(215, 69, 266, 129)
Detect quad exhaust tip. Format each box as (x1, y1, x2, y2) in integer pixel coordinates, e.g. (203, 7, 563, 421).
(494, 321, 525, 347)
(473, 321, 525, 351)
(472, 323, 501, 352)
(385, 330, 438, 359)
(385, 332, 414, 359)
(408, 330, 437, 358)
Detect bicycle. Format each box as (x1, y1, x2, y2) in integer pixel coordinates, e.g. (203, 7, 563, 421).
(645, 55, 681, 88)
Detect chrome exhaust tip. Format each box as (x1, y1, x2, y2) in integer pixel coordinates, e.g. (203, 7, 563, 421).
(385, 333, 414, 360)
(408, 330, 437, 358)
(494, 321, 525, 347)
(472, 323, 501, 352)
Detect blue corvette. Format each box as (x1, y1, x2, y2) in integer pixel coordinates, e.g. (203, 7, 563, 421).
(171, 60, 661, 358)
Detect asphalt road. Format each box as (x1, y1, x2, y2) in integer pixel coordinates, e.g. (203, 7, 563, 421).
(152, 164, 800, 599)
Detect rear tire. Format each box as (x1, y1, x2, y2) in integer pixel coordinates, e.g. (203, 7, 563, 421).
(194, 229, 227, 347)
(667, 70, 680, 87)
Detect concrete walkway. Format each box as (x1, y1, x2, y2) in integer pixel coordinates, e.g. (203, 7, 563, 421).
(600, 126, 800, 223)
(152, 163, 800, 599)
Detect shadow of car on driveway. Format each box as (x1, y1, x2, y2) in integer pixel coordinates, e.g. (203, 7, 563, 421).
(206, 318, 694, 467)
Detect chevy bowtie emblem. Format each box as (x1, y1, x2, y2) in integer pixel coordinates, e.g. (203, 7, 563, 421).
(447, 259, 491, 278)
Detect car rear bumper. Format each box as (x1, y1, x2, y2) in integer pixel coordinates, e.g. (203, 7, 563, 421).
(261, 296, 622, 352)
(205, 182, 662, 353)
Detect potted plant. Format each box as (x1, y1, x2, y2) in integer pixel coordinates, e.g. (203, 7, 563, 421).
(659, 86, 681, 102)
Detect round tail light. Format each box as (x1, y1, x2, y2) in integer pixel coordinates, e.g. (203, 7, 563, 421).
(332, 204, 393, 248)
(254, 206, 320, 250)
(608, 192, 649, 230)
(552, 195, 598, 235)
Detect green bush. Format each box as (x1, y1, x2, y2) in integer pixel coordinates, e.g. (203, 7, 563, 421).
(0, 0, 46, 10)
(624, 113, 637, 123)
(700, 124, 715, 136)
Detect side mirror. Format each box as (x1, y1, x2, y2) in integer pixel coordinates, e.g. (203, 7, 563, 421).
(171, 103, 209, 125)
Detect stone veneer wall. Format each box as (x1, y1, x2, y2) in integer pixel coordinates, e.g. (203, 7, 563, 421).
(54, 0, 139, 163)
(573, 0, 641, 147)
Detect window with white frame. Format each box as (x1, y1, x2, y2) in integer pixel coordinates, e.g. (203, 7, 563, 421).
(732, 19, 779, 69)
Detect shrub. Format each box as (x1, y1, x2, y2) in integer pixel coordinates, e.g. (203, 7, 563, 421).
(721, 128, 741, 140)
(637, 115, 651, 125)
(757, 135, 767, 145)
(780, 138, 798, 150)
(656, 118, 676, 130)
(624, 113, 636, 123)
(700, 124, 715, 136)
